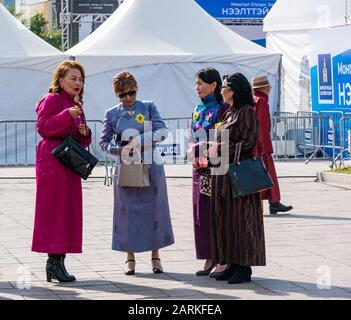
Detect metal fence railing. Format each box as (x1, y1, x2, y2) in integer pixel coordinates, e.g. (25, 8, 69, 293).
(271, 115, 336, 163)
(0, 120, 105, 166)
(271, 110, 351, 167)
(330, 115, 351, 168)
(1, 112, 350, 170)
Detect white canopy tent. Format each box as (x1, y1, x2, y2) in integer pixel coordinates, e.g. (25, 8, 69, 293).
(0, 3, 67, 164)
(67, 0, 281, 121)
(264, 0, 350, 113)
(0, 3, 67, 120)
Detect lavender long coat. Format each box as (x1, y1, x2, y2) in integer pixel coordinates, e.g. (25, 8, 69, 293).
(32, 92, 92, 254)
(99, 100, 174, 253)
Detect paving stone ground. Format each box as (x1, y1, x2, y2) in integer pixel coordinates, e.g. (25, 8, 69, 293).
(0, 161, 350, 300)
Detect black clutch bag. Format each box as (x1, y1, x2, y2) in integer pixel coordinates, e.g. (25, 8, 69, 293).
(228, 142, 274, 198)
(52, 117, 98, 180)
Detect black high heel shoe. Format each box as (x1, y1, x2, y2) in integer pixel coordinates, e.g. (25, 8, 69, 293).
(196, 263, 215, 276)
(214, 264, 239, 281)
(227, 266, 252, 284)
(46, 254, 76, 283)
(151, 258, 163, 274)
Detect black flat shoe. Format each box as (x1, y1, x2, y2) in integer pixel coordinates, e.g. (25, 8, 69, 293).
(269, 202, 293, 214)
(227, 266, 252, 284)
(215, 264, 239, 281)
(151, 258, 163, 274)
(196, 263, 215, 276)
(209, 271, 224, 278)
(124, 259, 135, 275)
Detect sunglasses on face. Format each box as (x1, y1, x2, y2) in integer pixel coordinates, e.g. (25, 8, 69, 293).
(118, 90, 137, 99)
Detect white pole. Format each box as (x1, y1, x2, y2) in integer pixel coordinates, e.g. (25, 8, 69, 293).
(346, 0, 348, 24)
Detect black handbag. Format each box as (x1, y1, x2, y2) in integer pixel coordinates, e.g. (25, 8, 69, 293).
(228, 142, 274, 198)
(52, 115, 98, 180)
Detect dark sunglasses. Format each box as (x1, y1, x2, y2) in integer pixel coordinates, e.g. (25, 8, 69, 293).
(118, 90, 137, 99)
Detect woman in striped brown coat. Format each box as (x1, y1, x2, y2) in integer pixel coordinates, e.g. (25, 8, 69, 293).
(208, 73, 266, 284)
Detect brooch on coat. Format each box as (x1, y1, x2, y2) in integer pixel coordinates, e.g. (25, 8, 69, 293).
(135, 113, 145, 124)
(214, 122, 222, 129)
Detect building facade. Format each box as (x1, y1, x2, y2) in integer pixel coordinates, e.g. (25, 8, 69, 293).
(21, 1, 53, 32)
(1, 0, 16, 8)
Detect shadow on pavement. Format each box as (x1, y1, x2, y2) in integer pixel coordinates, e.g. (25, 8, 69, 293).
(0, 279, 237, 300)
(1, 271, 350, 300)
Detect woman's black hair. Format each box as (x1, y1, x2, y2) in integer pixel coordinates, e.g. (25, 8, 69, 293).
(225, 72, 254, 108)
(196, 67, 223, 104)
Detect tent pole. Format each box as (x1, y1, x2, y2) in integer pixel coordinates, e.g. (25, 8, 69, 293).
(277, 55, 282, 114)
(346, 0, 348, 24)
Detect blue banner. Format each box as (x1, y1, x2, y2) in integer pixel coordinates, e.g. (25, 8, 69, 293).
(311, 48, 351, 113)
(195, 0, 276, 19)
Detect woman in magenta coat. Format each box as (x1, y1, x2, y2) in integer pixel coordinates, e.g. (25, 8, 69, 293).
(32, 60, 92, 283)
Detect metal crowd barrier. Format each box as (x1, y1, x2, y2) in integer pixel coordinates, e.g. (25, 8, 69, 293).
(330, 115, 351, 168)
(1, 113, 348, 170)
(0, 120, 104, 166)
(271, 114, 336, 162)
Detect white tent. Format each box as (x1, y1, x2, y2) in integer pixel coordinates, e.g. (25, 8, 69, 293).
(264, 0, 350, 114)
(0, 3, 67, 165)
(0, 3, 67, 120)
(67, 0, 281, 121)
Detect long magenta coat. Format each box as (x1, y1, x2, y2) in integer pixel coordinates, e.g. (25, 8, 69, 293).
(32, 91, 91, 254)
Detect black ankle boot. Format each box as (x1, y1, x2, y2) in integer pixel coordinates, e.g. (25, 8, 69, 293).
(215, 264, 239, 281)
(269, 202, 293, 214)
(227, 266, 252, 284)
(46, 254, 76, 283)
(60, 254, 76, 281)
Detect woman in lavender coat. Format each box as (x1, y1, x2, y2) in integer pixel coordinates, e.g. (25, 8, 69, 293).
(100, 71, 174, 275)
(32, 60, 92, 282)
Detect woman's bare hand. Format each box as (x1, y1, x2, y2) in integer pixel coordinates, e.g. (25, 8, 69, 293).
(69, 105, 82, 119)
(78, 124, 89, 137)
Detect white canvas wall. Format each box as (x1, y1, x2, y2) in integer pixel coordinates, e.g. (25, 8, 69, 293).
(81, 62, 279, 121)
(266, 31, 311, 113)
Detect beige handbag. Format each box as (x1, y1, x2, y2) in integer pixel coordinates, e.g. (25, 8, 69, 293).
(115, 109, 151, 188)
(117, 162, 150, 187)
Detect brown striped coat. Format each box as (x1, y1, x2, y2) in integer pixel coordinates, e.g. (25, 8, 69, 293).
(210, 104, 266, 266)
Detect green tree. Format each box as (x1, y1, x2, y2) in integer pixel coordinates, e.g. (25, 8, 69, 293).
(30, 12, 48, 36)
(40, 29, 62, 51)
(7, 8, 62, 51)
(29, 13, 62, 50)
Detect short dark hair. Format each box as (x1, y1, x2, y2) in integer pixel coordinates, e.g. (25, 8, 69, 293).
(225, 73, 253, 108)
(195, 67, 223, 104)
